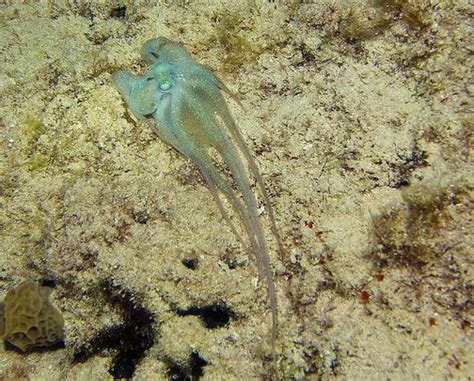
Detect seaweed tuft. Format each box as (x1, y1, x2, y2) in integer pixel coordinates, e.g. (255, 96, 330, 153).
(370, 181, 469, 270)
(215, 12, 260, 73)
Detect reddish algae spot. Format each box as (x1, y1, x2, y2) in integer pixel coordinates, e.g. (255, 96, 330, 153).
(359, 290, 370, 303)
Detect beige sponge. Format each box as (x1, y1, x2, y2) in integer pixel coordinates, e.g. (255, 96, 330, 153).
(0, 281, 64, 352)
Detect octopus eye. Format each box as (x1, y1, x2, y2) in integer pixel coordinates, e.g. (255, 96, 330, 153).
(159, 81, 172, 91)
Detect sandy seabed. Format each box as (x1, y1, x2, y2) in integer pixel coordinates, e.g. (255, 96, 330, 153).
(0, 1, 472, 380)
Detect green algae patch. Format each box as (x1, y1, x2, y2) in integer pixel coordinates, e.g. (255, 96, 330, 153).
(22, 117, 46, 155)
(27, 153, 49, 172)
(371, 179, 471, 270)
(215, 12, 261, 74)
(23, 117, 46, 141)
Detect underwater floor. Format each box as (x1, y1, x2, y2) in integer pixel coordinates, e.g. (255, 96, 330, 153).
(0, 1, 472, 380)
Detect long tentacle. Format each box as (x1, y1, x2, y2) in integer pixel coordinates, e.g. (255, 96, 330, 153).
(152, 90, 258, 263)
(158, 78, 278, 374)
(184, 83, 278, 288)
(179, 88, 278, 367)
(172, 101, 266, 278)
(191, 148, 266, 280)
(199, 79, 284, 258)
(180, 89, 269, 275)
(191, 145, 278, 367)
(200, 168, 250, 256)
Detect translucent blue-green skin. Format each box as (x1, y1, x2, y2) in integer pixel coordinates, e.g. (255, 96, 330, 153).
(112, 37, 269, 269)
(112, 38, 279, 363)
(113, 37, 224, 160)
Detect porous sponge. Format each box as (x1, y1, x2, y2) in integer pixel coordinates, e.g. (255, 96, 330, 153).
(0, 281, 64, 352)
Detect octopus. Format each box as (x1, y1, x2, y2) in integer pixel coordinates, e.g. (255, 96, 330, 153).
(112, 37, 282, 374)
